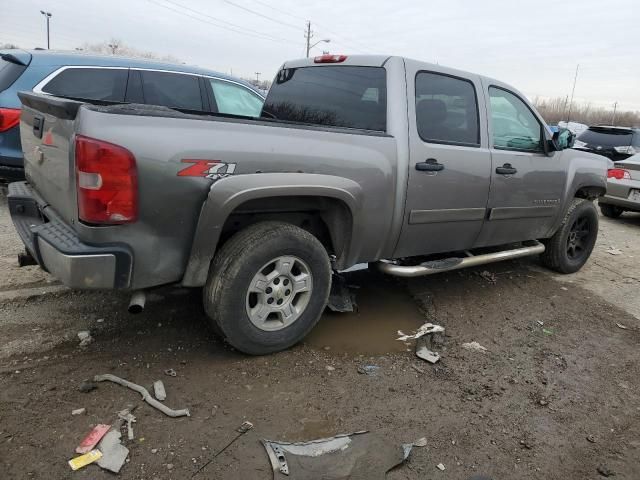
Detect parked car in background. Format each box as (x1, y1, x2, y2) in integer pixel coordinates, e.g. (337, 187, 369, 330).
(0, 49, 264, 180)
(573, 125, 640, 161)
(599, 153, 640, 217)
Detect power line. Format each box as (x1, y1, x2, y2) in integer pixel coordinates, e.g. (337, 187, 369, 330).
(145, 0, 293, 45)
(221, 0, 301, 31)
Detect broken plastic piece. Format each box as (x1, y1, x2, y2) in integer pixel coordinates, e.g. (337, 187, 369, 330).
(69, 449, 102, 471)
(397, 323, 445, 341)
(96, 430, 129, 473)
(237, 421, 254, 434)
(357, 365, 379, 375)
(262, 431, 415, 479)
(76, 424, 111, 454)
(94, 374, 190, 417)
(118, 409, 137, 440)
(462, 341, 488, 352)
(153, 380, 167, 401)
(416, 337, 440, 363)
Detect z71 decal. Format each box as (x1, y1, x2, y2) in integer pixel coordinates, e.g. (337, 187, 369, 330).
(178, 159, 236, 180)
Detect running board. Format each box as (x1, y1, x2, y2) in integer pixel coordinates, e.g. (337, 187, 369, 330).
(375, 241, 545, 278)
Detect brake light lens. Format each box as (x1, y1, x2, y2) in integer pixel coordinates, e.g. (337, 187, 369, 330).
(75, 135, 138, 224)
(313, 54, 347, 63)
(0, 108, 20, 132)
(607, 168, 631, 180)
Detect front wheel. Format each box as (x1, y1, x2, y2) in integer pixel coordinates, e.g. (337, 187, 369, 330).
(599, 203, 624, 218)
(540, 198, 598, 274)
(203, 221, 331, 355)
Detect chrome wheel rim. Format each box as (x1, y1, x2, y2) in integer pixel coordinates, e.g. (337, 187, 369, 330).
(245, 255, 313, 331)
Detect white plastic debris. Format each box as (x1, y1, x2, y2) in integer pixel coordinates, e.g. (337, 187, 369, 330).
(397, 323, 445, 341)
(616, 323, 628, 330)
(606, 248, 622, 255)
(72, 408, 86, 416)
(416, 337, 440, 364)
(437, 463, 446, 471)
(462, 341, 488, 352)
(77, 331, 93, 347)
(153, 380, 167, 401)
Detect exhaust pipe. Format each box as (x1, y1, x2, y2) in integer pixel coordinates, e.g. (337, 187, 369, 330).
(128, 290, 146, 314)
(376, 241, 545, 278)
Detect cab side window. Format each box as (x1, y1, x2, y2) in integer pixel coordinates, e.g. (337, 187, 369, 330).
(415, 72, 480, 147)
(489, 87, 542, 152)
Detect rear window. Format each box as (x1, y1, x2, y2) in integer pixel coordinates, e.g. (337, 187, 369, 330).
(42, 67, 127, 102)
(262, 66, 386, 132)
(0, 57, 27, 93)
(577, 127, 633, 147)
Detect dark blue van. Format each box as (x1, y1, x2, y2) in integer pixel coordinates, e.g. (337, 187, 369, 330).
(0, 49, 265, 180)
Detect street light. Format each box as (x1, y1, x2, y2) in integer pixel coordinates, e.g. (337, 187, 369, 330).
(40, 10, 52, 50)
(306, 38, 330, 58)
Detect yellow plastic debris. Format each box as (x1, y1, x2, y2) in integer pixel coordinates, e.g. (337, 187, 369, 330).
(68, 449, 103, 471)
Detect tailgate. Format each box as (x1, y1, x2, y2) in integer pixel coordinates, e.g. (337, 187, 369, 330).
(18, 91, 82, 224)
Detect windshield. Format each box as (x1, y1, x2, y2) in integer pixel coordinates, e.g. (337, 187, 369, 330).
(262, 66, 387, 132)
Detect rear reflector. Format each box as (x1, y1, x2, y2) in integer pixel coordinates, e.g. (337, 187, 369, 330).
(75, 135, 138, 224)
(314, 54, 347, 63)
(607, 168, 631, 180)
(0, 108, 20, 132)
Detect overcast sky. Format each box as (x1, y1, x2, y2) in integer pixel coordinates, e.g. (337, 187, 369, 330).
(2, 0, 639, 111)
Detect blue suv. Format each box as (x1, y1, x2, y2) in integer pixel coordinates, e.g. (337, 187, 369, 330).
(0, 49, 265, 181)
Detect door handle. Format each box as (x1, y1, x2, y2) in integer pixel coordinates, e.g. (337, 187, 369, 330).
(496, 163, 517, 175)
(415, 158, 444, 172)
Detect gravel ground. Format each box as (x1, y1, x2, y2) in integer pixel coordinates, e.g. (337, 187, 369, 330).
(0, 189, 639, 480)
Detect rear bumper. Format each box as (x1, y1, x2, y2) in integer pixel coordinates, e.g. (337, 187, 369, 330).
(602, 178, 640, 211)
(0, 157, 25, 181)
(7, 181, 132, 289)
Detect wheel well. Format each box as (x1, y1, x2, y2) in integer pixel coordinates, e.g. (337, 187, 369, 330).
(575, 186, 605, 200)
(219, 196, 353, 261)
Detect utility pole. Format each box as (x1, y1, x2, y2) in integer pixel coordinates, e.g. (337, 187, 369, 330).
(40, 10, 52, 49)
(255, 72, 261, 83)
(305, 21, 312, 58)
(566, 64, 579, 123)
(611, 101, 617, 126)
(108, 42, 119, 55)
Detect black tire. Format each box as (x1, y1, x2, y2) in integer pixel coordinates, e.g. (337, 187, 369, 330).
(599, 203, 624, 218)
(203, 221, 331, 355)
(540, 198, 598, 274)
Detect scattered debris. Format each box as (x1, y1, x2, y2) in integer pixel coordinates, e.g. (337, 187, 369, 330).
(78, 380, 97, 393)
(327, 274, 357, 312)
(413, 437, 427, 447)
(542, 328, 554, 335)
(118, 409, 137, 441)
(587, 435, 596, 443)
(325, 366, 335, 371)
(96, 430, 129, 474)
(153, 380, 167, 401)
(77, 331, 93, 347)
(76, 424, 111, 454)
(606, 248, 622, 256)
(68, 449, 103, 471)
(536, 320, 545, 327)
(520, 439, 533, 449)
(262, 431, 416, 479)
(437, 463, 446, 471)
(616, 323, 628, 330)
(416, 337, 440, 363)
(479, 270, 497, 284)
(193, 421, 254, 477)
(462, 341, 488, 352)
(560, 286, 568, 291)
(164, 369, 177, 377)
(539, 399, 549, 406)
(597, 464, 615, 477)
(94, 374, 190, 417)
(357, 365, 380, 376)
(72, 408, 86, 416)
(410, 364, 426, 374)
(96, 318, 105, 323)
(397, 322, 445, 341)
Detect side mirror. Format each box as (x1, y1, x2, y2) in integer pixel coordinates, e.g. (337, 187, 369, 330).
(551, 128, 575, 150)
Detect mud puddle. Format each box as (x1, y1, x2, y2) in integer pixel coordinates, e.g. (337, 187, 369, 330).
(305, 271, 427, 355)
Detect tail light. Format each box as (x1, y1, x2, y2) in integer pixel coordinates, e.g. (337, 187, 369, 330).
(314, 54, 347, 63)
(607, 168, 631, 180)
(75, 135, 138, 224)
(0, 108, 20, 132)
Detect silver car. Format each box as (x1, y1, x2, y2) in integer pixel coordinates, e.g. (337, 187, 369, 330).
(600, 153, 640, 217)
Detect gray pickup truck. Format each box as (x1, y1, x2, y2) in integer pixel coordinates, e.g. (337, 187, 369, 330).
(9, 54, 607, 354)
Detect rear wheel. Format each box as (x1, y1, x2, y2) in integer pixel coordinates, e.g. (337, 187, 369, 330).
(203, 221, 331, 355)
(599, 203, 624, 218)
(540, 198, 598, 274)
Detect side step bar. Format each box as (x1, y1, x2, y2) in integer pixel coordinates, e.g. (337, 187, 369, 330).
(375, 241, 545, 278)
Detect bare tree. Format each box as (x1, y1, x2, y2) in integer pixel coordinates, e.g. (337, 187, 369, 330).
(534, 97, 640, 127)
(77, 39, 182, 64)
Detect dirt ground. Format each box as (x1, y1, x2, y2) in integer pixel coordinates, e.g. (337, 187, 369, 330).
(0, 187, 639, 480)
